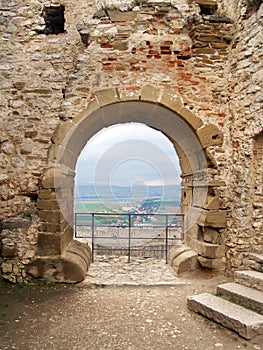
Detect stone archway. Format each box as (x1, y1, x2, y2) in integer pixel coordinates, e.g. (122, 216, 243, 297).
(28, 85, 226, 283)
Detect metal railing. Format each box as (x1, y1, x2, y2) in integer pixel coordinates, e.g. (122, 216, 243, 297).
(74, 212, 184, 263)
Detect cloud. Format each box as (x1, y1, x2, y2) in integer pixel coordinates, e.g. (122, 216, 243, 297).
(75, 123, 181, 186)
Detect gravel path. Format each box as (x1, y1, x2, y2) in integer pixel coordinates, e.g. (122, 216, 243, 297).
(0, 257, 262, 350)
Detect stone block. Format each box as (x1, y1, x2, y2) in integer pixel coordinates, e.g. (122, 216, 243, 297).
(73, 99, 100, 125)
(1, 262, 13, 273)
(108, 10, 137, 22)
(217, 282, 263, 315)
(1, 218, 31, 230)
(51, 120, 74, 146)
(181, 187, 193, 206)
(197, 123, 223, 148)
(203, 227, 220, 244)
(168, 244, 191, 265)
(38, 209, 65, 224)
(141, 84, 161, 102)
(28, 240, 91, 283)
(186, 224, 201, 240)
(178, 106, 203, 130)
(187, 293, 263, 339)
(37, 232, 62, 256)
(198, 256, 226, 270)
(198, 210, 227, 228)
(198, 240, 225, 259)
(160, 89, 183, 113)
(172, 250, 198, 274)
(37, 199, 60, 210)
(95, 88, 120, 107)
(119, 90, 140, 101)
(234, 270, 263, 292)
(113, 41, 128, 51)
(2, 244, 18, 258)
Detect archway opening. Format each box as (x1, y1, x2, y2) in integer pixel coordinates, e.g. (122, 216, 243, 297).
(33, 96, 226, 283)
(74, 123, 183, 261)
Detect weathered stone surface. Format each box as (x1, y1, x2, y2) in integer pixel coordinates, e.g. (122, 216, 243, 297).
(95, 88, 120, 107)
(187, 293, 263, 339)
(168, 244, 191, 265)
(140, 84, 161, 102)
(172, 250, 198, 274)
(198, 256, 225, 270)
(217, 282, 263, 315)
(234, 270, 263, 292)
(108, 10, 137, 22)
(197, 124, 223, 148)
(198, 210, 227, 228)
(28, 239, 91, 283)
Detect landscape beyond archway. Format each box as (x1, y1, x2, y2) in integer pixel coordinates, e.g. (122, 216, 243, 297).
(30, 87, 226, 283)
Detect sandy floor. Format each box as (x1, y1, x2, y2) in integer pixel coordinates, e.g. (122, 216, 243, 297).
(0, 258, 262, 350)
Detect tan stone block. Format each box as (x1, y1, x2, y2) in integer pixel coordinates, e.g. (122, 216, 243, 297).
(113, 41, 128, 51)
(1, 262, 13, 273)
(119, 90, 140, 101)
(95, 88, 120, 107)
(198, 256, 226, 271)
(172, 250, 198, 274)
(178, 107, 203, 130)
(38, 189, 56, 200)
(203, 227, 220, 244)
(141, 84, 161, 102)
(38, 209, 65, 223)
(108, 10, 137, 22)
(37, 232, 62, 256)
(2, 245, 17, 257)
(47, 143, 61, 165)
(61, 224, 74, 251)
(37, 199, 60, 210)
(168, 245, 191, 265)
(198, 210, 227, 228)
(73, 99, 100, 125)
(181, 187, 193, 206)
(187, 224, 202, 240)
(51, 120, 74, 146)
(197, 123, 223, 148)
(160, 89, 183, 113)
(198, 240, 225, 259)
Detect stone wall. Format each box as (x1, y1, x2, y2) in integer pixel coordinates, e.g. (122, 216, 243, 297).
(220, 0, 263, 271)
(0, 0, 262, 282)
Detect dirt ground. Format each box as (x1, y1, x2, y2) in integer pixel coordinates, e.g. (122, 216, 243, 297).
(0, 264, 263, 350)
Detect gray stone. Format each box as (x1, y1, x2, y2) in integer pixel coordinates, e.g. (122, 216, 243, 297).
(234, 270, 263, 292)
(187, 293, 263, 339)
(217, 282, 263, 315)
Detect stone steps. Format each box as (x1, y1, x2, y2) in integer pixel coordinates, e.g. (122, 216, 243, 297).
(187, 293, 263, 339)
(217, 282, 263, 315)
(187, 255, 263, 339)
(234, 270, 263, 292)
(243, 252, 263, 272)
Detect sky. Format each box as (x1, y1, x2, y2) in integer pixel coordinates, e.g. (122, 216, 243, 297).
(75, 123, 181, 187)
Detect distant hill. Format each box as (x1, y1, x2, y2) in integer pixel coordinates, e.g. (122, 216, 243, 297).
(74, 184, 181, 202)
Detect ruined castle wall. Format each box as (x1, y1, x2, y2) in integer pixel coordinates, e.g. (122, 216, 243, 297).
(0, 0, 262, 282)
(220, 0, 263, 270)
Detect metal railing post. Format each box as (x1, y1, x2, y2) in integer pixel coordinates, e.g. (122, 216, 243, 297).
(165, 214, 169, 264)
(92, 213, 95, 262)
(128, 214, 131, 263)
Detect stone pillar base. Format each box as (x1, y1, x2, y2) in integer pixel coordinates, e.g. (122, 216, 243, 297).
(27, 240, 91, 283)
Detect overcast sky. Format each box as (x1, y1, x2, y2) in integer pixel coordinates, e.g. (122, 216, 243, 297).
(75, 123, 181, 187)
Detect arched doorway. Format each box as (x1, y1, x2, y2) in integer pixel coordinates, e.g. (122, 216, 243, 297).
(29, 86, 226, 282)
